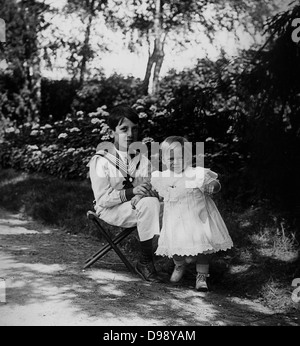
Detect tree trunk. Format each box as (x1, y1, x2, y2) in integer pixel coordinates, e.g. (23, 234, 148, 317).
(150, 43, 164, 95)
(30, 53, 42, 122)
(79, 0, 96, 86)
(142, 50, 155, 95)
(142, 0, 165, 95)
(22, 1, 41, 122)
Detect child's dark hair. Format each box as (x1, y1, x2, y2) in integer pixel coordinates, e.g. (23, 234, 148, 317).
(108, 105, 139, 130)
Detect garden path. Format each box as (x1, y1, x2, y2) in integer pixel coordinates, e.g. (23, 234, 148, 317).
(0, 207, 298, 327)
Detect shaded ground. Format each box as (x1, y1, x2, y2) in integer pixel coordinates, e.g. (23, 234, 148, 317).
(0, 207, 299, 326)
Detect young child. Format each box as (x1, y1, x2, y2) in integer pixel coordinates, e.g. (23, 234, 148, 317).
(150, 136, 233, 291)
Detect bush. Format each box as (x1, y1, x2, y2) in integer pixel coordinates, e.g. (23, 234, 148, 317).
(72, 74, 144, 113)
(0, 70, 38, 125)
(40, 78, 80, 122)
(0, 106, 111, 179)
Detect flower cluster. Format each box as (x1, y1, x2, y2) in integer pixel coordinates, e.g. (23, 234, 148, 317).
(0, 106, 111, 179)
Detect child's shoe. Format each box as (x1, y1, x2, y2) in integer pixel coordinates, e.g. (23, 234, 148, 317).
(170, 264, 186, 283)
(195, 273, 209, 291)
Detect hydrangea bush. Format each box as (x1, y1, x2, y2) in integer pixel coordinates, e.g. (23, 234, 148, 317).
(0, 106, 112, 179)
(0, 103, 157, 180)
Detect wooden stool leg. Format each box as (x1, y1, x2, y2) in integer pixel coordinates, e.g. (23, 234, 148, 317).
(84, 213, 136, 274)
(93, 219, 136, 274)
(84, 228, 134, 270)
(84, 228, 132, 264)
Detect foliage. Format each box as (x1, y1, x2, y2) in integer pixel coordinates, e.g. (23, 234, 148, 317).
(106, 0, 277, 94)
(235, 3, 300, 210)
(1, 73, 143, 124)
(0, 106, 111, 179)
(63, 0, 109, 84)
(72, 74, 144, 113)
(0, 0, 53, 122)
(0, 70, 33, 123)
(40, 78, 80, 122)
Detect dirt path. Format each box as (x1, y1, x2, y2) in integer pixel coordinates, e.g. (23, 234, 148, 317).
(0, 207, 298, 326)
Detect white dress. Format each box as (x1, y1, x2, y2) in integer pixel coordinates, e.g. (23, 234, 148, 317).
(151, 166, 233, 258)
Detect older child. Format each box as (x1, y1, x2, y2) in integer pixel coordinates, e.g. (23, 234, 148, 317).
(88, 105, 161, 282)
(150, 136, 233, 291)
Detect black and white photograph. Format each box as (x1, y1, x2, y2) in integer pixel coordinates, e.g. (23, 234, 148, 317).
(0, 0, 299, 328)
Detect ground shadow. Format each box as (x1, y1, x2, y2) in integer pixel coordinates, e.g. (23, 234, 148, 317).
(1, 215, 299, 326)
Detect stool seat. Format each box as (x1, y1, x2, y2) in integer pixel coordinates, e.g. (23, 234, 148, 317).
(84, 211, 136, 273)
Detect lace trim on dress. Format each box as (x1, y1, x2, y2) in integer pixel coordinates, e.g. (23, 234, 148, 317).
(155, 241, 233, 258)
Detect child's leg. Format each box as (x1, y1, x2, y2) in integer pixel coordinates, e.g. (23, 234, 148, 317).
(170, 255, 186, 283)
(195, 254, 210, 291)
(185, 255, 197, 264)
(196, 254, 209, 275)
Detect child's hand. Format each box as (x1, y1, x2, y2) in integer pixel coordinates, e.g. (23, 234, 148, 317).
(133, 182, 152, 196)
(131, 195, 144, 209)
(149, 188, 160, 199)
(203, 180, 221, 195)
(203, 183, 215, 195)
(133, 182, 159, 198)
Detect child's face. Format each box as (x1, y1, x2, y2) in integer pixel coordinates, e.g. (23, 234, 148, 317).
(111, 117, 139, 152)
(163, 145, 187, 173)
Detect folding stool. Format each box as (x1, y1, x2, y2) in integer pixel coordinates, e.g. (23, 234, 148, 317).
(84, 211, 136, 274)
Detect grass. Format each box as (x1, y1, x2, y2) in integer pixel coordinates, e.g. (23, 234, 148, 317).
(216, 205, 300, 313)
(0, 168, 299, 314)
(0, 168, 95, 236)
